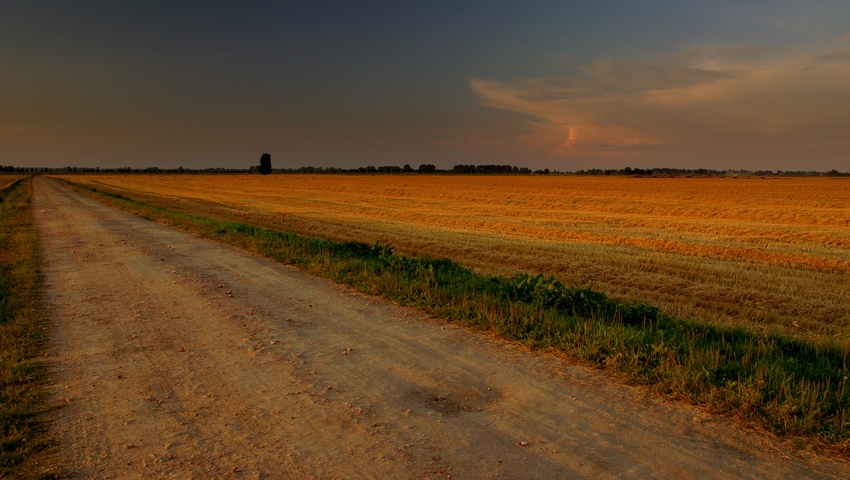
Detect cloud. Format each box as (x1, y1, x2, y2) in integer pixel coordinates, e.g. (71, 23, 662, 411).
(583, 57, 744, 95)
(482, 58, 743, 104)
(817, 49, 850, 62)
(468, 40, 850, 167)
(686, 44, 775, 63)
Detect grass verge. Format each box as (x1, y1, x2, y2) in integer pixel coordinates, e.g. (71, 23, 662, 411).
(1, 177, 50, 478)
(63, 179, 850, 453)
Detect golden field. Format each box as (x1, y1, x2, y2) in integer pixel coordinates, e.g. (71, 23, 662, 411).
(0, 175, 24, 191)
(61, 174, 850, 341)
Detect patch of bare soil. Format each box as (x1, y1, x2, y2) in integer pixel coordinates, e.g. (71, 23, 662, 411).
(32, 177, 847, 478)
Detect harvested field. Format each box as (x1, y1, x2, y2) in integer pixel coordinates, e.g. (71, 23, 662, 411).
(60, 174, 850, 341)
(36, 176, 850, 477)
(0, 175, 24, 191)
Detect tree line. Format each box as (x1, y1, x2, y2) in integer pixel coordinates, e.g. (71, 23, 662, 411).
(3, 159, 847, 177)
(278, 164, 549, 174)
(269, 165, 847, 177)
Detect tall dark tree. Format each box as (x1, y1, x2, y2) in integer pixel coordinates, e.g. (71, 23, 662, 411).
(259, 153, 272, 174)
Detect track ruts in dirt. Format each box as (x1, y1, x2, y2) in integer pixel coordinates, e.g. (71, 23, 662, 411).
(32, 177, 846, 478)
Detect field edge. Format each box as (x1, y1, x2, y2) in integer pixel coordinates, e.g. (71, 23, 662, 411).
(55, 176, 850, 456)
(0, 177, 55, 479)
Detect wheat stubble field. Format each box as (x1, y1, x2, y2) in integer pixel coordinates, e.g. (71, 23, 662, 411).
(0, 175, 24, 191)
(27, 175, 850, 478)
(63, 174, 850, 343)
(29, 173, 850, 476)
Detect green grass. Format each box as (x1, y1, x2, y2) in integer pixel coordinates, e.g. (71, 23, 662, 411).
(64, 179, 850, 453)
(0, 177, 51, 478)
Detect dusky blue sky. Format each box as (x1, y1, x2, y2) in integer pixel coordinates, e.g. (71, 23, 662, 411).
(3, 1, 849, 170)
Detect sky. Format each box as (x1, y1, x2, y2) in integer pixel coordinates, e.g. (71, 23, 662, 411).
(2, 1, 850, 171)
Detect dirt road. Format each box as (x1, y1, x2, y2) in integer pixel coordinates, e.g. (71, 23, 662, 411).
(33, 176, 846, 479)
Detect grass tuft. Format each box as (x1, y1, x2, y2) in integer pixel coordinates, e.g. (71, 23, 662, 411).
(65, 179, 850, 453)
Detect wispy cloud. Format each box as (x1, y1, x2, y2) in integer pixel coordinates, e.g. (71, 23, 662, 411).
(469, 38, 850, 167)
(817, 49, 850, 62)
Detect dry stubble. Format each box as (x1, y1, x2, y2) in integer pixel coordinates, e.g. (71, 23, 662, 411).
(61, 174, 850, 341)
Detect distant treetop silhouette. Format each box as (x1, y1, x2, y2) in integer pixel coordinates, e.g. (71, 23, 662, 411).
(259, 153, 272, 175)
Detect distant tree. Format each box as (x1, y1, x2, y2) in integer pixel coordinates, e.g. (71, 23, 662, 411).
(403, 164, 414, 173)
(417, 164, 436, 173)
(259, 153, 272, 175)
